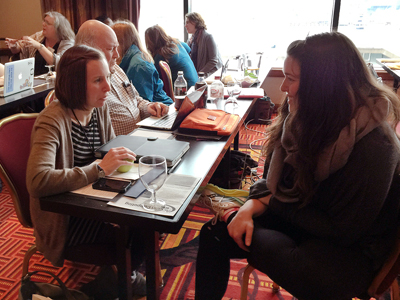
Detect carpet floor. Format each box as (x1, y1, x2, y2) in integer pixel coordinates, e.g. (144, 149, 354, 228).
(0, 122, 390, 299)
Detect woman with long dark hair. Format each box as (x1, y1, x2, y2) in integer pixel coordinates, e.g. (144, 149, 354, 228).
(195, 32, 400, 300)
(145, 24, 198, 88)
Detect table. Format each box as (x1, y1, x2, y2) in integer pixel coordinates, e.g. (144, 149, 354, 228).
(376, 58, 400, 93)
(39, 98, 257, 300)
(0, 78, 54, 117)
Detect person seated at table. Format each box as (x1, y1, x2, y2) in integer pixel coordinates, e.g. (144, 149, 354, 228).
(112, 20, 173, 105)
(5, 11, 75, 76)
(75, 20, 169, 136)
(26, 45, 147, 299)
(145, 24, 198, 89)
(185, 12, 222, 78)
(195, 32, 400, 300)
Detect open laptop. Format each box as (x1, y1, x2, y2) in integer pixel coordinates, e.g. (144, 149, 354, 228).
(136, 85, 207, 130)
(0, 58, 35, 97)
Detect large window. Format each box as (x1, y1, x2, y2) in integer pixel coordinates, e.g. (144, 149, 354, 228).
(338, 0, 400, 65)
(138, 0, 400, 67)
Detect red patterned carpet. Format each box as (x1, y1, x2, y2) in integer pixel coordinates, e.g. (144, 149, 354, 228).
(0, 122, 384, 299)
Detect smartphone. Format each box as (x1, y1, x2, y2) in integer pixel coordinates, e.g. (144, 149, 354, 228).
(92, 178, 132, 193)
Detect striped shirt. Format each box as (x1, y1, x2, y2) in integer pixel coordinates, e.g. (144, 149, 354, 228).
(68, 109, 105, 247)
(71, 109, 102, 167)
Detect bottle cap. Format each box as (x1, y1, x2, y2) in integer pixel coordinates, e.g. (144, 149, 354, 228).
(178, 71, 184, 75)
(215, 76, 221, 80)
(198, 72, 205, 77)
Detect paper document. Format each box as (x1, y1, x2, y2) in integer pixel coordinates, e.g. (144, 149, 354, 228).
(108, 173, 201, 216)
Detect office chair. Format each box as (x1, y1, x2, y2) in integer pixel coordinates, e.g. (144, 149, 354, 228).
(159, 60, 175, 102)
(44, 89, 55, 107)
(0, 113, 117, 276)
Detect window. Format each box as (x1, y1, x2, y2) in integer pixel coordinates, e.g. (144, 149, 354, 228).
(338, 0, 400, 65)
(138, 0, 400, 67)
(138, 0, 184, 46)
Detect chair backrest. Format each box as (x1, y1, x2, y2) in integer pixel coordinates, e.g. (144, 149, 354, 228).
(44, 89, 55, 107)
(0, 113, 38, 228)
(159, 60, 175, 102)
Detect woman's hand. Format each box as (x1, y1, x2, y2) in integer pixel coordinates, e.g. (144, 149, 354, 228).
(97, 146, 136, 175)
(21, 36, 42, 50)
(228, 207, 254, 252)
(147, 102, 169, 117)
(5, 38, 20, 53)
(227, 197, 270, 251)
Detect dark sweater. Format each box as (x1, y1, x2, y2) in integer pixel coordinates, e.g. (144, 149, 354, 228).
(249, 126, 400, 267)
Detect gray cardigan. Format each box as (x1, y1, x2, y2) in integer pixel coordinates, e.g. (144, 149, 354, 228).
(26, 100, 115, 266)
(189, 30, 223, 78)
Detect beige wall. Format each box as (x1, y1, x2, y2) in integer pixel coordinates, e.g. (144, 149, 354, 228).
(0, 0, 42, 38)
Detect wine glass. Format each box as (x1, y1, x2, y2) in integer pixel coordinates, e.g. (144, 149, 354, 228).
(138, 155, 167, 211)
(225, 80, 242, 110)
(45, 65, 54, 82)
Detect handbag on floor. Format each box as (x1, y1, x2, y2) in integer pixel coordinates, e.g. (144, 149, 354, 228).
(18, 270, 92, 300)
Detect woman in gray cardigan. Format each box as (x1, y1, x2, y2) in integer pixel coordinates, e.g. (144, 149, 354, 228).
(26, 45, 146, 298)
(185, 12, 223, 78)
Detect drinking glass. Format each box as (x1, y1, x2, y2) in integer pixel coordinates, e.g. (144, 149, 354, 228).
(45, 65, 54, 82)
(225, 80, 242, 109)
(138, 155, 167, 211)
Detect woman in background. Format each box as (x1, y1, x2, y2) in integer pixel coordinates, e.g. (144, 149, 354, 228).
(195, 32, 400, 300)
(185, 12, 222, 78)
(5, 11, 75, 76)
(145, 24, 198, 88)
(112, 20, 172, 105)
(27, 45, 146, 299)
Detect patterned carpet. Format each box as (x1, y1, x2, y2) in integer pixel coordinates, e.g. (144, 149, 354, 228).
(0, 122, 389, 299)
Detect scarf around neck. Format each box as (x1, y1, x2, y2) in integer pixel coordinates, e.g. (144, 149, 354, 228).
(266, 96, 390, 203)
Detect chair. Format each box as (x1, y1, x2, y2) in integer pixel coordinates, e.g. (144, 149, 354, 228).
(44, 89, 55, 107)
(0, 113, 117, 277)
(240, 230, 400, 300)
(159, 60, 175, 102)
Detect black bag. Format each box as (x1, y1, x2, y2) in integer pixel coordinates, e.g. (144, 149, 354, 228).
(210, 150, 258, 189)
(19, 270, 92, 300)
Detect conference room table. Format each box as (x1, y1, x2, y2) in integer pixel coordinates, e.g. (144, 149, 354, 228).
(39, 98, 257, 300)
(0, 77, 54, 118)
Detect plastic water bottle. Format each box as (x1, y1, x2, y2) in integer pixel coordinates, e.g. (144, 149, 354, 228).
(174, 71, 187, 110)
(208, 76, 224, 110)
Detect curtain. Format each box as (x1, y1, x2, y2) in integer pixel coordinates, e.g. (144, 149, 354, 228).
(40, 0, 140, 33)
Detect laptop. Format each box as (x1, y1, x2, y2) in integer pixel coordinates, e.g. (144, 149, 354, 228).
(136, 85, 207, 130)
(94, 135, 190, 168)
(0, 58, 35, 97)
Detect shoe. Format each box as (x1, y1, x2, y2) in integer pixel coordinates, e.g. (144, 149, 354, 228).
(131, 270, 146, 299)
(197, 189, 243, 224)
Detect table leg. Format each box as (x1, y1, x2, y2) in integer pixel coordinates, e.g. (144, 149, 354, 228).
(116, 225, 132, 300)
(145, 231, 161, 300)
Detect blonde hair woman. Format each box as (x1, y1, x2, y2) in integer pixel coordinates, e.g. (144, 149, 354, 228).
(5, 11, 75, 75)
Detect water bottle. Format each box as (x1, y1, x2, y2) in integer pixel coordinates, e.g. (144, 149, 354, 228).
(195, 72, 207, 90)
(208, 76, 224, 110)
(195, 72, 208, 108)
(174, 71, 187, 110)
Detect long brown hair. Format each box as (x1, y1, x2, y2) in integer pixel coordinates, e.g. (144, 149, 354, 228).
(263, 32, 400, 202)
(112, 20, 153, 64)
(185, 12, 207, 30)
(145, 25, 179, 62)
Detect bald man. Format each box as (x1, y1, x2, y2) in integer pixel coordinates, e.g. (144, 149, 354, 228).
(75, 20, 168, 136)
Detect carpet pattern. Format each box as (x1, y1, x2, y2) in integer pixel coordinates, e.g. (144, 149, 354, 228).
(0, 123, 391, 299)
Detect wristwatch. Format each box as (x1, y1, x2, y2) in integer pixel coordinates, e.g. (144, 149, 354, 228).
(97, 164, 106, 178)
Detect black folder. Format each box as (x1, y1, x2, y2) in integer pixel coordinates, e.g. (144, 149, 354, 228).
(94, 135, 190, 167)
